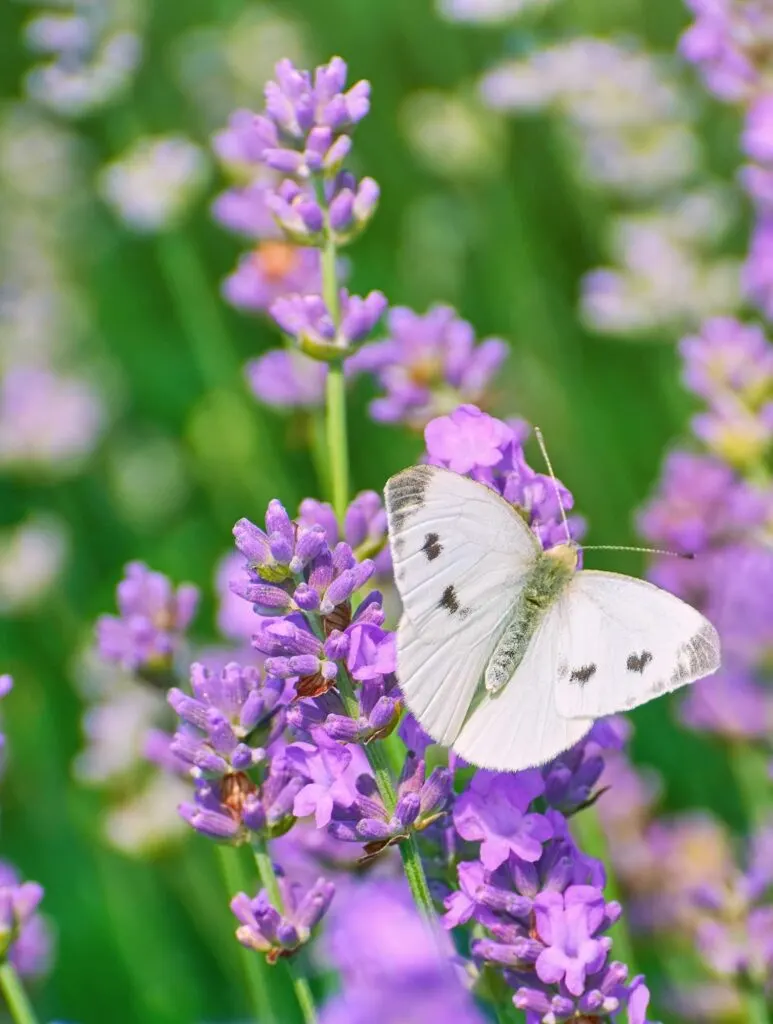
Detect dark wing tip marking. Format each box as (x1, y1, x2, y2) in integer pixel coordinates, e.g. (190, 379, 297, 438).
(569, 664, 597, 685)
(670, 623, 721, 684)
(626, 650, 653, 674)
(385, 465, 435, 532)
(422, 532, 442, 561)
(439, 584, 460, 615)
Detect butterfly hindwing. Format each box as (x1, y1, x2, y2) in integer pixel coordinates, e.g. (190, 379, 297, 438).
(386, 465, 540, 745)
(554, 570, 721, 720)
(452, 606, 595, 771)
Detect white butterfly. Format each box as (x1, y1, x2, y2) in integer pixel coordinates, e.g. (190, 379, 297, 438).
(385, 464, 720, 772)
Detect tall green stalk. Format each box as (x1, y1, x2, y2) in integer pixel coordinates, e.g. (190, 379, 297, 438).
(0, 963, 40, 1024)
(252, 839, 319, 1024)
(216, 845, 277, 1024)
(321, 236, 349, 522)
(318, 214, 436, 923)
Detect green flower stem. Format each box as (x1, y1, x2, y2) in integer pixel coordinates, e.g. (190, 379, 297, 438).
(336, 670, 436, 922)
(317, 179, 434, 924)
(252, 839, 318, 1024)
(216, 845, 277, 1024)
(570, 805, 638, 975)
(321, 232, 349, 521)
(0, 962, 40, 1024)
(744, 986, 772, 1024)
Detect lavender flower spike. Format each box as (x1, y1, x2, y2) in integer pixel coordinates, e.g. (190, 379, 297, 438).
(231, 874, 335, 962)
(168, 662, 287, 777)
(96, 562, 199, 681)
(257, 58, 370, 179)
(270, 290, 387, 361)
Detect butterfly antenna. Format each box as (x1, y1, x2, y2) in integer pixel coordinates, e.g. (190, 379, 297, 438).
(533, 427, 572, 544)
(581, 545, 694, 560)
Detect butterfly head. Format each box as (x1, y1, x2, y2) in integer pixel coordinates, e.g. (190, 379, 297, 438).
(543, 541, 579, 573)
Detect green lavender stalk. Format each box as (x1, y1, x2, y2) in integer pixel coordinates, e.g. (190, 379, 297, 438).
(252, 839, 319, 1024)
(0, 963, 40, 1024)
(318, 215, 436, 923)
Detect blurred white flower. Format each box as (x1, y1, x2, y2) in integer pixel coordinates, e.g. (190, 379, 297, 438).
(0, 515, 68, 613)
(481, 37, 700, 197)
(98, 135, 209, 232)
(74, 685, 164, 785)
(439, 0, 557, 23)
(25, 31, 142, 117)
(401, 90, 505, 180)
(580, 212, 741, 336)
(104, 774, 189, 855)
(173, 5, 307, 127)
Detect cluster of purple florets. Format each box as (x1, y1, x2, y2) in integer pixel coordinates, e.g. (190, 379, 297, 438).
(212, 57, 506, 426)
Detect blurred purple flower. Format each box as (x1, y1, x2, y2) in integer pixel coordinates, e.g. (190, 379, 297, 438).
(320, 880, 486, 1024)
(96, 562, 199, 679)
(222, 243, 322, 315)
(245, 350, 329, 411)
(0, 862, 52, 979)
(349, 306, 508, 428)
(743, 94, 773, 163)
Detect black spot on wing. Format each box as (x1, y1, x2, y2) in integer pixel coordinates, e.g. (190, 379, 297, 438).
(439, 585, 460, 615)
(385, 465, 433, 532)
(422, 532, 442, 561)
(569, 664, 597, 685)
(626, 651, 653, 674)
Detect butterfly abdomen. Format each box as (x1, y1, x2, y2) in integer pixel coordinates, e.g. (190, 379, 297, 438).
(484, 552, 574, 695)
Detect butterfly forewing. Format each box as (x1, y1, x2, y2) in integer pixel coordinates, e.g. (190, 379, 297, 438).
(553, 570, 721, 720)
(385, 465, 540, 745)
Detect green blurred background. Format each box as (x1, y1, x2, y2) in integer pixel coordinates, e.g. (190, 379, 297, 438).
(0, 0, 749, 1020)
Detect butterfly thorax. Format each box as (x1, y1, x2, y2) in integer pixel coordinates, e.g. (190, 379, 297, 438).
(483, 543, 577, 695)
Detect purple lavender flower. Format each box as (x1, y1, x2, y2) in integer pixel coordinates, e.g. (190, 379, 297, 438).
(270, 290, 387, 361)
(231, 873, 334, 962)
(320, 880, 486, 1024)
(231, 499, 375, 627)
(96, 562, 199, 680)
(423, 405, 584, 549)
(287, 729, 358, 828)
(532, 886, 613, 996)
(349, 306, 508, 428)
(255, 57, 370, 179)
(328, 752, 451, 859)
(178, 749, 304, 843)
(265, 174, 379, 245)
(454, 770, 552, 869)
(298, 491, 391, 577)
(168, 661, 287, 777)
(0, 862, 51, 978)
